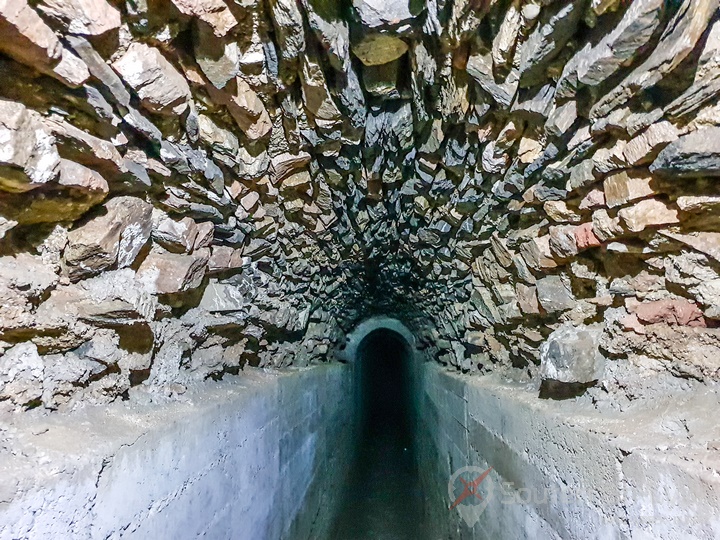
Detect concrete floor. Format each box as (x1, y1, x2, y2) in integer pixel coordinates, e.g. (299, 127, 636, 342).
(330, 426, 426, 540)
(331, 326, 427, 539)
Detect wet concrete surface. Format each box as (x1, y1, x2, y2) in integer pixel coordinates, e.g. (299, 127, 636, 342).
(330, 328, 428, 539)
(329, 424, 427, 540)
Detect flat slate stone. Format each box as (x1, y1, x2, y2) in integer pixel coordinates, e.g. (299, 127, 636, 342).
(650, 127, 720, 178)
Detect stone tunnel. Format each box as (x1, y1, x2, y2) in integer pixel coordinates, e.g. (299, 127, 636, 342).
(1, 0, 720, 537)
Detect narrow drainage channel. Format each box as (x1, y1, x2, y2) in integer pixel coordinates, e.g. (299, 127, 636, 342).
(330, 329, 427, 539)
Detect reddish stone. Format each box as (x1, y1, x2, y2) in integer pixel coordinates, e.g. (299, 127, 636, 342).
(631, 299, 706, 327)
(620, 313, 646, 334)
(574, 222, 601, 250)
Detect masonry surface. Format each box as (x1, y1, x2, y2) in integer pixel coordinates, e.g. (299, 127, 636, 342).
(1, 0, 720, 537)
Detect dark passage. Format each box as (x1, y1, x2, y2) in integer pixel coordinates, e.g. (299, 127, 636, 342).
(330, 329, 427, 539)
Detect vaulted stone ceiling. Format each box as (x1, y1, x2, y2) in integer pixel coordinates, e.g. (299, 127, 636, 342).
(1, 0, 720, 411)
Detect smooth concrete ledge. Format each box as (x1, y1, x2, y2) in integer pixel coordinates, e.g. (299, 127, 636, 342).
(340, 316, 417, 363)
(0, 364, 354, 540)
(418, 363, 720, 540)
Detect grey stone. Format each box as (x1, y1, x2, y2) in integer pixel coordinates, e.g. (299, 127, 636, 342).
(465, 50, 517, 108)
(0, 0, 61, 74)
(650, 127, 720, 178)
(0, 342, 43, 408)
(519, 0, 587, 88)
(558, 0, 663, 98)
(199, 279, 253, 312)
(170, 0, 237, 37)
(540, 323, 605, 383)
(352, 0, 420, 29)
(268, 0, 305, 82)
(591, 0, 716, 119)
(536, 275, 576, 313)
(194, 25, 240, 89)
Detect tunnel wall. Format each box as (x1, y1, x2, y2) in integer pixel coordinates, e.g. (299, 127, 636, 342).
(0, 365, 353, 540)
(416, 363, 720, 540)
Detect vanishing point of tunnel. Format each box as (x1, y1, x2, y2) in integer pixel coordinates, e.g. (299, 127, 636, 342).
(1, 0, 720, 538)
(331, 329, 424, 540)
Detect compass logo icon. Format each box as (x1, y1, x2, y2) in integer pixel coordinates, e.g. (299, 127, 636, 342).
(448, 466, 494, 526)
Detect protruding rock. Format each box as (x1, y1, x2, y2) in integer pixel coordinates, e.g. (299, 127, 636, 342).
(299, 54, 342, 128)
(3, 159, 109, 224)
(352, 35, 408, 66)
(650, 127, 720, 178)
(199, 279, 252, 312)
(630, 299, 706, 327)
(540, 323, 605, 383)
(519, 0, 586, 88)
(112, 43, 192, 116)
(226, 78, 272, 140)
(592, 209, 624, 242)
(592, 0, 716, 118)
(52, 48, 90, 87)
(0, 342, 43, 409)
(659, 231, 720, 264)
(520, 236, 557, 271)
(603, 170, 656, 208)
(194, 25, 240, 89)
(37, 0, 121, 36)
(492, 0, 522, 71)
(536, 275, 575, 313)
(208, 246, 245, 273)
(566, 159, 596, 192)
(0, 99, 60, 193)
(558, 0, 663, 98)
(579, 189, 605, 210)
(271, 152, 311, 184)
(194, 222, 214, 249)
(268, 0, 305, 81)
(549, 225, 578, 259)
(0, 253, 58, 338)
(137, 250, 209, 294)
(618, 198, 679, 233)
(516, 283, 540, 314)
(38, 269, 157, 327)
(44, 117, 126, 182)
(622, 121, 679, 166)
(466, 47, 518, 108)
(63, 197, 152, 281)
(152, 211, 199, 253)
(352, 0, 418, 28)
(574, 223, 602, 250)
(170, 0, 238, 37)
(544, 201, 581, 223)
(0, 0, 62, 71)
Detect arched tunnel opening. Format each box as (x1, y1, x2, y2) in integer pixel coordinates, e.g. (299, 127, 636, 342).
(330, 328, 426, 539)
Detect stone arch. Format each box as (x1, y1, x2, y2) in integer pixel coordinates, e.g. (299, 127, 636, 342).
(339, 316, 417, 364)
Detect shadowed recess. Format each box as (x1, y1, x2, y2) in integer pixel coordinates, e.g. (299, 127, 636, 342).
(331, 328, 427, 540)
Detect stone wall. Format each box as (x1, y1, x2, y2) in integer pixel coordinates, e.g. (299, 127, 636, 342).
(0, 364, 354, 539)
(417, 362, 720, 539)
(1, 0, 720, 411)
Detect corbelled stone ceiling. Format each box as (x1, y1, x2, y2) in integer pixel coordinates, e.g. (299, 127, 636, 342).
(1, 0, 720, 410)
